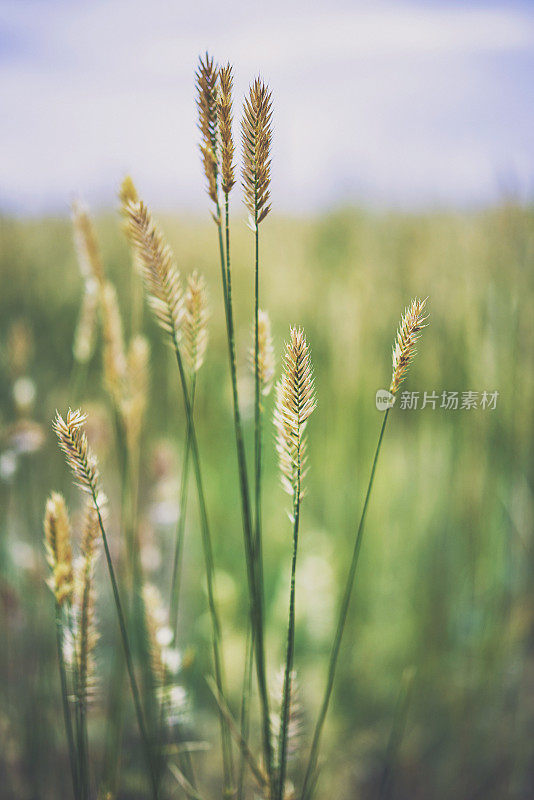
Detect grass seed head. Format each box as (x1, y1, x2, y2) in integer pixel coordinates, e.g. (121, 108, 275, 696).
(54, 409, 100, 499)
(241, 78, 273, 225)
(123, 198, 183, 345)
(73, 282, 98, 365)
(44, 492, 73, 606)
(274, 327, 316, 498)
(218, 63, 235, 195)
(390, 297, 428, 394)
(101, 281, 127, 405)
(121, 334, 150, 452)
(251, 308, 275, 397)
(71, 200, 105, 288)
(183, 271, 209, 375)
(73, 501, 100, 707)
(196, 52, 219, 206)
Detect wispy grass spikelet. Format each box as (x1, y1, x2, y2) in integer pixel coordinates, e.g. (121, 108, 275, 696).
(123, 199, 183, 344)
(196, 52, 219, 205)
(242, 78, 273, 226)
(71, 200, 105, 287)
(143, 583, 171, 687)
(218, 63, 235, 195)
(44, 492, 74, 606)
(73, 281, 98, 365)
(271, 668, 304, 767)
(389, 298, 428, 394)
(251, 308, 275, 397)
(54, 409, 100, 499)
(101, 281, 127, 404)
(74, 501, 100, 707)
(119, 174, 139, 209)
(121, 335, 150, 451)
(183, 271, 209, 375)
(274, 327, 316, 498)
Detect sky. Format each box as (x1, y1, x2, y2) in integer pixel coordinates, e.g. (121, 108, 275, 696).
(0, 0, 533, 215)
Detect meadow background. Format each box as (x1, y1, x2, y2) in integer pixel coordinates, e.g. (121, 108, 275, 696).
(1, 0, 534, 797)
(1, 201, 533, 798)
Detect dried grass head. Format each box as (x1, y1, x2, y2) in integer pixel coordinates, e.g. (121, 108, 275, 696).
(217, 63, 235, 195)
(274, 327, 316, 499)
(242, 78, 273, 226)
(390, 298, 428, 394)
(54, 409, 101, 500)
(196, 52, 219, 205)
(183, 271, 209, 375)
(44, 492, 73, 606)
(123, 199, 183, 345)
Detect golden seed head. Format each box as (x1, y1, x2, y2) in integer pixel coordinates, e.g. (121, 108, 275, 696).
(119, 174, 139, 209)
(123, 199, 183, 344)
(183, 271, 209, 375)
(271, 668, 304, 766)
(73, 282, 98, 365)
(100, 281, 127, 405)
(196, 52, 219, 205)
(143, 583, 172, 686)
(274, 327, 316, 498)
(44, 492, 73, 606)
(251, 309, 275, 397)
(71, 200, 105, 287)
(241, 78, 273, 225)
(389, 297, 428, 394)
(121, 334, 150, 451)
(54, 409, 100, 499)
(73, 500, 100, 707)
(217, 63, 235, 195)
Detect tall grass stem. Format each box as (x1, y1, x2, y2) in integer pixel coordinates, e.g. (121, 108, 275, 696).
(301, 408, 390, 799)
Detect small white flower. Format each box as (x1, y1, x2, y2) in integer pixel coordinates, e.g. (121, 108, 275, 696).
(0, 450, 17, 482)
(156, 625, 174, 648)
(162, 647, 181, 675)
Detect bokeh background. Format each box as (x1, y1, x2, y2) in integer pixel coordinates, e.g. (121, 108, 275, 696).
(1, 1, 534, 798)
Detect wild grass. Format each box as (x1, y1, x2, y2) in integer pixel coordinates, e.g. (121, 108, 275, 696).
(0, 52, 533, 800)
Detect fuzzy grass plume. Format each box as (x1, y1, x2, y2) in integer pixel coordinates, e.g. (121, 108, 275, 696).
(123, 199, 183, 345)
(101, 281, 127, 405)
(74, 501, 100, 709)
(183, 271, 209, 375)
(218, 63, 235, 196)
(73, 283, 98, 365)
(44, 492, 74, 606)
(390, 297, 428, 394)
(54, 410, 100, 500)
(241, 78, 273, 226)
(274, 327, 316, 499)
(71, 201, 105, 288)
(196, 53, 219, 206)
(251, 309, 275, 398)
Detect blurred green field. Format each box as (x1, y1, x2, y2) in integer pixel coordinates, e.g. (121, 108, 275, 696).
(1, 203, 533, 799)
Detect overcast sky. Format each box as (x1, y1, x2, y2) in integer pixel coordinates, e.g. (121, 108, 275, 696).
(1, 0, 533, 214)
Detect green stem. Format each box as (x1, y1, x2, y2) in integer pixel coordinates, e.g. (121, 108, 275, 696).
(55, 604, 79, 799)
(301, 407, 390, 800)
(237, 628, 254, 800)
(172, 342, 235, 797)
(277, 462, 301, 800)
(220, 194, 274, 793)
(78, 573, 92, 800)
(165, 377, 197, 789)
(169, 378, 196, 638)
(91, 492, 160, 800)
